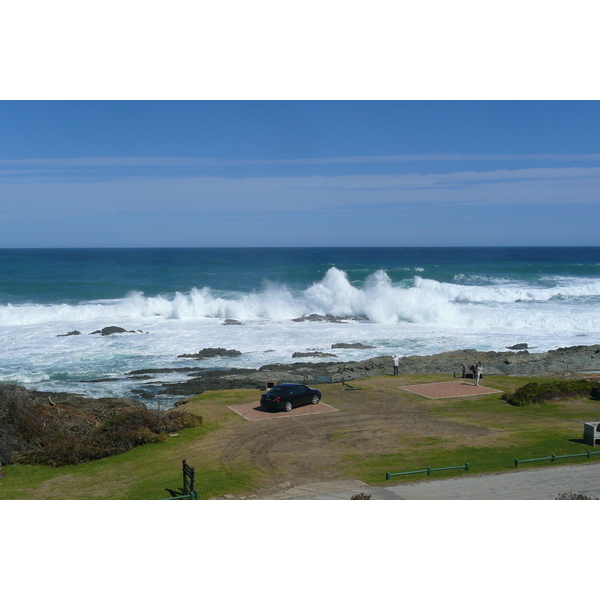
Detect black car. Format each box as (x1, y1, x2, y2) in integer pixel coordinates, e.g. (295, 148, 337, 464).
(260, 383, 322, 412)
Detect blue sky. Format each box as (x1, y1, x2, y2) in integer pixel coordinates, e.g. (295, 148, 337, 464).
(1, 100, 599, 247)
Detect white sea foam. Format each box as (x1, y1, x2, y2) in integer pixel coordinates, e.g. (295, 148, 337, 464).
(2, 267, 600, 328)
(3, 267, 600, 400)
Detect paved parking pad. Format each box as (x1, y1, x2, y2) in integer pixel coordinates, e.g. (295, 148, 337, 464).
(400, 380, 502, 399)
(228, 401, 339, 421)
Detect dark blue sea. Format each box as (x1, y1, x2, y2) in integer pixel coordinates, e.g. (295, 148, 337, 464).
(2, 247, 600, 405)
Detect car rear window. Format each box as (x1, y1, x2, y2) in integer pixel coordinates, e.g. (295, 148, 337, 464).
(270, 386, 288, 394)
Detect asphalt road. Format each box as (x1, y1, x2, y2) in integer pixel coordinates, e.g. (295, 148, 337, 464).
(270, 462, 600, 500)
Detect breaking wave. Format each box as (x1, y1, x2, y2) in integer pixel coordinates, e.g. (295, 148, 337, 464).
(2, 267, 600, 329)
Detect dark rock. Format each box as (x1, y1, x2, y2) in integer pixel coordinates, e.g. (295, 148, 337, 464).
(130, 389, 157, 399)
(122, 343, 600, 401)
(292, 314, 347, 323)
(506, 343, 533, 350)
(178, 347, 242, 359)
(292, 351, 338, 358)
(57, 330, 81, 337)
(332, 343, 375, 349)
(90, 326, 133, 336)
(222, 319, 243, 325)
(129, 367, 199, 375)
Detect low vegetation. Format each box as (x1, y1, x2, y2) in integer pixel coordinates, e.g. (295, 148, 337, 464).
(2, 374, 600, 499)
(556, 491, 598, 500)
(0, 384, 202, 467)
(501, 379, 597, 406)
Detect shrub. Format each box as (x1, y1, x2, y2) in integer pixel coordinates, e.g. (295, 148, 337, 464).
(0, 384, 203, 467)
(502, 380, 597, 406)
(556, 491, 598, 500)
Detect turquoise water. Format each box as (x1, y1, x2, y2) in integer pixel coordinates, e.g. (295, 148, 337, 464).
(2, 247, 600, 404)
(3, 247, 600, 303)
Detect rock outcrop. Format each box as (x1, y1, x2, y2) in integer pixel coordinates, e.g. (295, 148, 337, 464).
(332, 343, 375, 349)
(135, 344, 600, 398)
(292, 314, 348, 323)
(178, 347, 242, 359)
(292, 351, 338, 358)
(90, 326, 145, 336)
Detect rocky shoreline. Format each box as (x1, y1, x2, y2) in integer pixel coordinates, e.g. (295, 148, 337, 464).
(127, 343, 600, 400)
(28, 326, 600, 404)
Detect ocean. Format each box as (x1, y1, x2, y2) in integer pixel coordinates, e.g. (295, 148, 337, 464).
(2, 247, 600, 407)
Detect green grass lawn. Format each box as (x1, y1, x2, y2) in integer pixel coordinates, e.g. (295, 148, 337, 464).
(340, 375, 600, 484)
(2, 374, 599, 499)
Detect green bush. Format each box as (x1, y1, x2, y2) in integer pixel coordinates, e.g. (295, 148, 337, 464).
(502, 380, 596, 406)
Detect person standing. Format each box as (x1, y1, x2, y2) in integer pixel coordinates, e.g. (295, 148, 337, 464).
(474, 361, 483, 386)
(393, 355, 399, 376)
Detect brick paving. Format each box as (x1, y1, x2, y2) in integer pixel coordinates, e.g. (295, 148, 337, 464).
(228, 400, 339, 421)
(400, 380, 502, 399)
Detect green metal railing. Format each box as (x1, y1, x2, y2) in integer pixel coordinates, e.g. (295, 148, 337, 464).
(159, 459, 199, 499)
(162, 490, 199, 500)
(386, 463, 469, 480)
(514, 450, 600, 467)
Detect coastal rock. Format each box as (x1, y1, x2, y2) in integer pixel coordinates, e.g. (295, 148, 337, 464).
(222, 319, 243, 325)
(57, 330, 82, 337)
(292, 314, 348, 324)
(506, 343, 535, 350)
(136, 344, 600, 400)
(332, 343, 375, 349)
(178, 347, 242, 359)
(292, 351, 338, 358)
(90, 326, 136, 336)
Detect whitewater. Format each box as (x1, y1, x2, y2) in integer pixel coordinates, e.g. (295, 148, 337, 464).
(2, 269, 600, 401)
(2, 247, 600, 405)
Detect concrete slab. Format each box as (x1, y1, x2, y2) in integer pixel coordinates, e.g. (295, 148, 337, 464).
(400, 380, 502, 399)
(228, 401, 339, 421)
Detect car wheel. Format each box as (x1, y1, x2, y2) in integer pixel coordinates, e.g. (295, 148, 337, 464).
(284, 401, 292, 412)
(311, 394, 320, 404)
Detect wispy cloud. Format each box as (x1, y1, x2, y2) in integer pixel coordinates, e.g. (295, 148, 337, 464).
(1, 152, 600, 172)
(2, 166, 599, 217)
(2, 163, 599, 247)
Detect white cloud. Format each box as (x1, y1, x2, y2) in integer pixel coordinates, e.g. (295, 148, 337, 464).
(2, 153, 600, 172)
(1, 166, 599, 219)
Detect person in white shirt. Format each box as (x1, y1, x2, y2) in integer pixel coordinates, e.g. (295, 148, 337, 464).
(474, 361, 483, 385)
